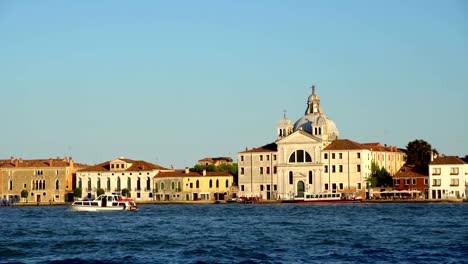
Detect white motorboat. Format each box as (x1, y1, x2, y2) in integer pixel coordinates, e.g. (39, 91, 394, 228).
(70, 194, 138, 212)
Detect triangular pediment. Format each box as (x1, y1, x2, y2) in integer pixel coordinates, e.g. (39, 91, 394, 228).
(277, 130, 322, 145)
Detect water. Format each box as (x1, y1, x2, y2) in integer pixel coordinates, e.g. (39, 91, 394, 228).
(0, 203, 467, 264)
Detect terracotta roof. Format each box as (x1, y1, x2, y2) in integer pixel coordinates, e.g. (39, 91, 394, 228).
(0, 158, 73, 168)
(324, 139, 367, 151)
(393, 164, 428, 178)
(157, 170, 232, 178)
(362, 143, 404, 153)
(430, 156, 466, 165)
(239, 143, 277, 153)
(78, 159, 168, 172)
(198, 157, 233, 162)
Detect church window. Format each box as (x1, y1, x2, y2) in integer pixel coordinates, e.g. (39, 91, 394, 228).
(8, 179, 13, 190)
(318, 127, 322, 135)
(196, 180, 200, 188)
(289, 171, 293, 184)
(209, 180, 213, 188)
(308, 171, 313, 184)
(314, 127, 318, 135)
(289, 150, 312, 163)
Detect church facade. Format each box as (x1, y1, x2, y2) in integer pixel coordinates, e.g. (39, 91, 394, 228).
(237, 85, 405, 200)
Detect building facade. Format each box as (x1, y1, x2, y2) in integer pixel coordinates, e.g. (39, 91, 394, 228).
(197, 157, 233, 166)
(237, 85, 406, 200)
(429, 156, 468, 200)
(76, 158, 170, 202)
(0, 157, 80, 203)
(154, 168, 234, 201)
(393, 164, 429, 197)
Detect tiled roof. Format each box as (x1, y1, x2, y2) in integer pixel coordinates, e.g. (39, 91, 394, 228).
(239, 143, 278, 153)
(78, 159, 168, 172)
(157, 170, 232, 178)
(394, 164, 428, 178)
(362, 143, 404, 153)
(198, 157, 233, 162)
(324, 139, 367, 151)
(0, 158, 73, 168)
(430, 156, 466, 165)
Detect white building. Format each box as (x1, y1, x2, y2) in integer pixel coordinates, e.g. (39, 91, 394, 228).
(76, 157, 172, 202)
(429, 156, 468, 200)
(237, 85, 406, 200)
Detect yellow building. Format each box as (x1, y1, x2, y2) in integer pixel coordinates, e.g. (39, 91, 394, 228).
(154, 168, 234, 201)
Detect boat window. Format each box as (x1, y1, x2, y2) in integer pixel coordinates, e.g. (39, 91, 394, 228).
(112, 202, 118, 206)
(107, 196, 113, 201)
(91, 202, 98, 206)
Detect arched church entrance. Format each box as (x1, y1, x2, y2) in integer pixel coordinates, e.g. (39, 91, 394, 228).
(297, 181, 305, 198)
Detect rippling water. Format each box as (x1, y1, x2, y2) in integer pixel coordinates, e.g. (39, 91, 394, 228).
(1, 203, 467, 263)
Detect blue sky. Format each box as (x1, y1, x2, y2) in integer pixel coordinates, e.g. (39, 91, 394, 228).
(1, 0, 467, 167)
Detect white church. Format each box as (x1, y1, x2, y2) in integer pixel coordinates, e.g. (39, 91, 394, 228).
(237, 85, 405, 200)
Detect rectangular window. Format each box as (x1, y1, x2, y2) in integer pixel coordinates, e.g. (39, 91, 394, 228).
(432, 168, 441, 175)
(412, 179, 416, 185)
(273, 155, 277, 161)
(111, 164, 115, 169)
(241, 185, 245, 191)
(324, 153, 328, 159)
(357, 153, 361, 159)
(260, 167, 264, 174)
(450, 179, 459, 186)
(432, 179, 441, 186)
(267, 155, 270, 161)
(339, 153, 343, 159)
(339, 165, 343, 173)
(339, 183, 344, 190)
(404, 179, 410, 185)
(274, 184, 277, 191)
(190, 183, 193, 188)
(240, 156, 244, 162)
(116, 164, 119, 169)
(332, 165, 336, 173)
(395, 179, 401, 185)
(332, 153, 335, 159)
(325, 184, 329, 191)
(357, 183, 362, 190)
(450, 167, 459, 175)
(424, 179, 428, 185)
(260, 155, 263, 161)
(273, 166, 277, 174)
(357, 165, 361, 172)
(325, 165, 328, 173)
(266, 167, 270, 174)
(240, 168, 244, 175)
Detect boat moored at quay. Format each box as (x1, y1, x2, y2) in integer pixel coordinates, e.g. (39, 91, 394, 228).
(70, 194, 138, 212)
(293, 192, 363, 203)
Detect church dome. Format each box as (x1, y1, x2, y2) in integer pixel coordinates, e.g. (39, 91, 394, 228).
(292, 85, 339, 140)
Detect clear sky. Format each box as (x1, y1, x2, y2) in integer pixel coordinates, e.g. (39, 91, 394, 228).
(1, 0, 467, 168)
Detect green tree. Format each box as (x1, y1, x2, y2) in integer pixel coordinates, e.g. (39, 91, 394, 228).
(74, 188, 82, 199)
(96, 188, 105, 197)
(406, 139, 438, 165)
(121, 188, 130, 197)
(21, 189, 29, 202)
(367, 162, 393, 187)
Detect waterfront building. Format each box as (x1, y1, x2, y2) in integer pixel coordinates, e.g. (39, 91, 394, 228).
(154, 168, 234, 201)
(393, 164, 429, 197)
(237, 85, 406, 200)
(0, 157, 82, 203)
(76, 157, 171, 202)
(429, 156, 468, 199)
(197, 157, 233, 166)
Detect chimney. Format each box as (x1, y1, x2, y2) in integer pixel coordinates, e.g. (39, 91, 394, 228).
(202, 169, 206, 176)
(245, 147, 248, 151)
(10, 156, 14, 164)
(14, 159, 19, 167)
(49, 158, 53, 167)
(185, 167, 189, 174)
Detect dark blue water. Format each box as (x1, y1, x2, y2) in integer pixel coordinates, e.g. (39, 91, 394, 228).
(1, 203, 467, 264)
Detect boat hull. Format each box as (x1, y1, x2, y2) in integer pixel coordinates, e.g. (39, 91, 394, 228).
(293, 199, 362, 203)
